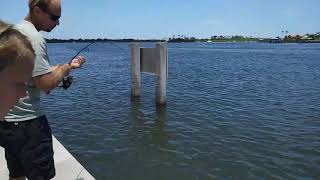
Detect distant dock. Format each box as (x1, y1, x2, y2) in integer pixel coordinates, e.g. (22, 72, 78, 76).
(0, 136, 95, 180)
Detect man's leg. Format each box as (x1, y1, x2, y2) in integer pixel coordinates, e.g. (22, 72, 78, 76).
(21, 116, 55, 180)
(5, 146, 27, 180)
(3, 122, 27, 180)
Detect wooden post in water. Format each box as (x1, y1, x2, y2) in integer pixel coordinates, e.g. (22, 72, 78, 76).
(130, 43, 141, 97)
(130, 42, 168, 105)
(155, 43, 167, 105)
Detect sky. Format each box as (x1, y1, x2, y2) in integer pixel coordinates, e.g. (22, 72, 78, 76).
(0, 0, 319, 39)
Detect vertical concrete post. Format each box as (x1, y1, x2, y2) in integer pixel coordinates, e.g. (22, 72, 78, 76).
(130, 43, 140, 97)
(155, 43, 167, 105)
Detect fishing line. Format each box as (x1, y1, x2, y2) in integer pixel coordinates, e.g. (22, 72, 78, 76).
(109, 41, 130, 56)
(58, 42, 95, 89)
(69, 41, 96, 63)
(58, 41, 130, 90)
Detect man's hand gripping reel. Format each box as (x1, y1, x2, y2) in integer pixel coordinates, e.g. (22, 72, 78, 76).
(60, 42, 94, 90)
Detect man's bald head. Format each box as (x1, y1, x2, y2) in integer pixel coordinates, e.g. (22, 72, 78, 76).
(28, 0, 61, 13)
(27, 0, 61, 32)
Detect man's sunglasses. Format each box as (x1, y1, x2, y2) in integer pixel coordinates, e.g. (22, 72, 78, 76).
(45, 11, 60, 22)
(39, 7, 60, 22)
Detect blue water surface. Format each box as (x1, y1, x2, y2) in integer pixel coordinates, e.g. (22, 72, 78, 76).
(44, 42, 320, 180)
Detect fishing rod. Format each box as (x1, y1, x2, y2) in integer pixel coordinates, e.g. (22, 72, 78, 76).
(59, 42, 95, 89)
(59, 41, 130, 89)
(69, 41, 95, 64)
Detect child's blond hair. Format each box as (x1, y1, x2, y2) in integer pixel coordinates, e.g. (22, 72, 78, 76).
(0, 20, 35, 71)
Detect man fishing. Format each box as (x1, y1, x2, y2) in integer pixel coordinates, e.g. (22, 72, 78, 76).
(2, 0, 85, 179)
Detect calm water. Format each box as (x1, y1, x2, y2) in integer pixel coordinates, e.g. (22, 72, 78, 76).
(44, 42, 320, 180)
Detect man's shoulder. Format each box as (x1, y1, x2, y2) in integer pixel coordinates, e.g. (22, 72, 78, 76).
(15, 21, 44, 43)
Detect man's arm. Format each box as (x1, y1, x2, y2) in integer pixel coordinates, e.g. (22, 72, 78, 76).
(50, 65, 59, 71)
(33, 56, 85, 94)
(33, 63, 71, 94)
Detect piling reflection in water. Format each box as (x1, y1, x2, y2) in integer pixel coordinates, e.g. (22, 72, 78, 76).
(130, 97, 170, 147)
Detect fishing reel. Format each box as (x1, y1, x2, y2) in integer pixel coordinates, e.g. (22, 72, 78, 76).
(61, 75, 73, 89)
(59, 42, 94, 90)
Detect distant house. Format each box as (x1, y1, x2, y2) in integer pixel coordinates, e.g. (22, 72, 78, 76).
(302, 35, 314, 40)
(269, 37, 282, 43)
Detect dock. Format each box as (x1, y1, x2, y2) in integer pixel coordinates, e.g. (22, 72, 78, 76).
(0, 136, 95, 180)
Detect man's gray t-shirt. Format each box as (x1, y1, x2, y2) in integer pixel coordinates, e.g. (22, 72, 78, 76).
(5, 20, 52, 122)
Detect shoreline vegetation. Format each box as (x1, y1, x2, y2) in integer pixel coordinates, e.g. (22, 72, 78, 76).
(46, 33, 320, 43)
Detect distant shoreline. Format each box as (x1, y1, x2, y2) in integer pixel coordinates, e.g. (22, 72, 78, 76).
(45, 39, 166, 43)
(46, 38, 320, 44)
